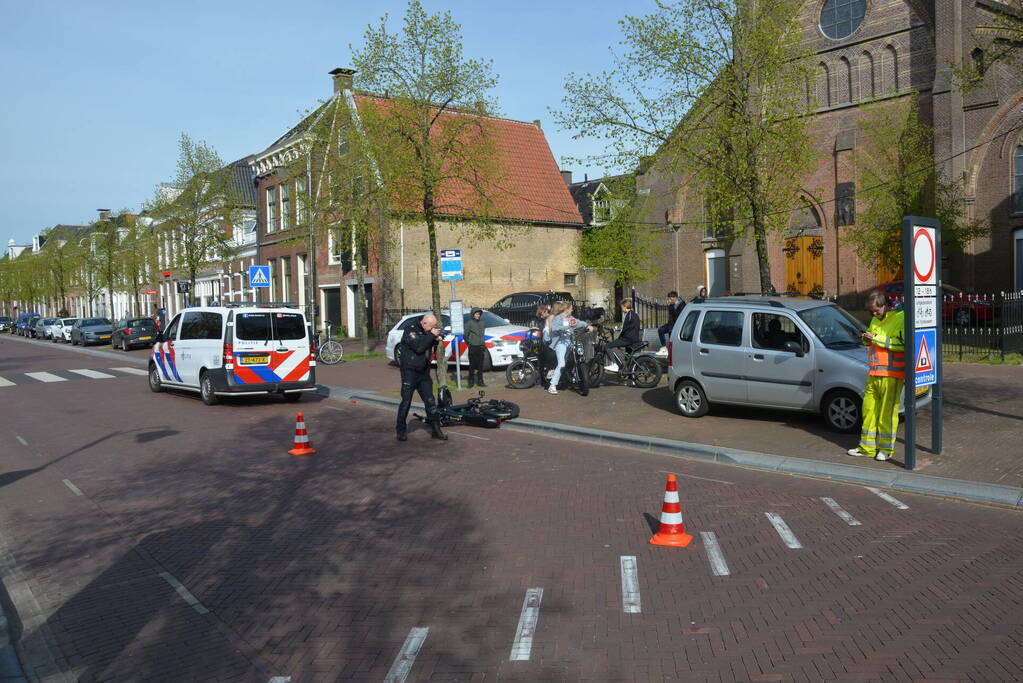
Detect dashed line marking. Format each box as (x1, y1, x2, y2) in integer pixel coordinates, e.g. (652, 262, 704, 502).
(866, 487, 909, 509)
(15, 436, 28, 446)
(620, 556, 641, 613)
(159, 572, 209, 614)
(764, 512, 802, 549)
(700, 531, 730, 576)
(268, 678, 291, 683)
(821, 497, 862, 526)
(67, 368, 115, 379)
(23, 372, 67, 383)
(0, 376, 14, 387)
(658, 470, 734, 485)
(62, 479, 84, 497)
(111, 366, 148, 376)
(509, 587, 543, 661)
(383, 626, 429, 683)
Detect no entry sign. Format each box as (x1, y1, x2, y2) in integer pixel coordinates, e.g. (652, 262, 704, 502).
(912, 227, 936, 286)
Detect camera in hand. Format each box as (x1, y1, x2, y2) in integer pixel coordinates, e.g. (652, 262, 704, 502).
(577, 306, 605, 322)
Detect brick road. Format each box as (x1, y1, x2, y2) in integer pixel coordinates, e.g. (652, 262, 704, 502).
(1, 336, 1021, 682)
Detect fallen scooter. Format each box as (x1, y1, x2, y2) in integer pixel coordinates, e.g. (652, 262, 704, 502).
(414, 387, 520, 429)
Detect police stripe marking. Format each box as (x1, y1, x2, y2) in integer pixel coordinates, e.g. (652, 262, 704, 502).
(67, 369, 115, 379)
(764, 512, 802, 549)
(821, 497, 862, 526)
(866, 487, 909, 509)
(16, 436, 27, 446)
(159, 572, 209, 614)
(701, 531, 730, 576)
(62, 479, 84, 497)
(0, 376, 14, 387)
(111, 366, 148, 376)
(620, 556, 641, 613)
(509, 587, 543, 661)
(383, 627, 429, 683)
(24, 372, 67, 383)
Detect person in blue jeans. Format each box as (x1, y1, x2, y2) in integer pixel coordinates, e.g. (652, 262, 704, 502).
(657, 291, 683, 353)
(547, 301, 579, 394)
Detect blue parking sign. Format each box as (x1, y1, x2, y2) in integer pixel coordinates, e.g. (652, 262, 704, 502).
(440, 249, 463, 281)
(248, 265, 270, 288)
(913, 328, 937, 388)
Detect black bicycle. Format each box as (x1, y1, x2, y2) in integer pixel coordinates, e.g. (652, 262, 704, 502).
(505, 329, 590, 396)
(587, 323, 662, 389)
(415, 389, 520, 429)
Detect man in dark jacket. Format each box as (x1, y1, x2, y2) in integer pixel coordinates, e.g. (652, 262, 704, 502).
(604, 299, 641, 371)
(464, 307, 487, 388)
(396, 313, 447, 441)
(657, 291, 682, 352)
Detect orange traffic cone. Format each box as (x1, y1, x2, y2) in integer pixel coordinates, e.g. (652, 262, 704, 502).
(288, 412, 316, 456)
(649, 474, 693, 547)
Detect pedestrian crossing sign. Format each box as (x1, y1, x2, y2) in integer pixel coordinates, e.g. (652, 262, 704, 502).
(248, 265, 270, 288)
(914, 328, 937, 388)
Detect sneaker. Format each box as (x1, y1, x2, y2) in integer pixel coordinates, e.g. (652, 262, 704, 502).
(656, 346, 668, 356)
(875, 452, 890, 461)
(548, 386, 558, 395)
(847, 447, 867, 457)
(604, 362, 619, 372)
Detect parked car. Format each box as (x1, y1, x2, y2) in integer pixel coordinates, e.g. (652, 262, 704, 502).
(667, 296, 931, 433)
(111, 316, 158, 350)
(56, 318, 80, 342)
(0, 316, 12, 333)
(15, 314, 40, 336)
(489, 292, 575, 326)
(878, 281, 995, 326)
(33, 317, 59, 339)
(70, 318, 113, 346)
(385, 310, 529, 369)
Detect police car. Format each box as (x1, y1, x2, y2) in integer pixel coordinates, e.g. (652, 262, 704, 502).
(148, 303, 317, 405)
(385, 310, 529, 369)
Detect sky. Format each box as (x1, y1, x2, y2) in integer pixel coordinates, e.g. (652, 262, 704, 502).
(0, 0, 635, 247)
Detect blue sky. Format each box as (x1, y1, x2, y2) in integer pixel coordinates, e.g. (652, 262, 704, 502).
(0, 0, 633, 246)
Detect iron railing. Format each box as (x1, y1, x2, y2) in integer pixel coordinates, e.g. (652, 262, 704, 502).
(940, 290, 1023, 361)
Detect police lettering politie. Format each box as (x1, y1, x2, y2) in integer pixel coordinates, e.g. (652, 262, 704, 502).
(395, 313, 448, 442)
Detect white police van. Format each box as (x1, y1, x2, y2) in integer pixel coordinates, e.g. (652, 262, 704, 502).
(148, 303, 317, 405)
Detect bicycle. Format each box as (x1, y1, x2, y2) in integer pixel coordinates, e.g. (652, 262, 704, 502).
(505, 327, 590, 396)
(316, 324, 345, 365)
(587, 323, 662, 389)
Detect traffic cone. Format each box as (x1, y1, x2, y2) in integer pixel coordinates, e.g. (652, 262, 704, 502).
(649, 474, 693, 547)
(288, 412, 316, 456)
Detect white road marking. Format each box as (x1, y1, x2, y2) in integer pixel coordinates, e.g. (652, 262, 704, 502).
(658, 470, 734, 485)
(15, 436, 28, 446)
(0, 376, 14, 387)
(700, 531, 730, 576)
(764, 512, 802, 549)
(268, 678, 291, 683)
(620, 556, 641, 613)
(821, 497, 862, 526)
(383, 626, 429, 683)
(448, 430, 490, 441)
(159, 572, 209, 614)
(509, 587, 543, 661)
(67, 369, 116, 379)
(62, 479, 84, 497)
(24, 372, 67, 383)
(866, 487, 909, 509)
(111, 366, 149, 376)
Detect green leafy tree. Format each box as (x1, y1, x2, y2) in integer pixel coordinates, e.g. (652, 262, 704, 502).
(119, 214, 158, 316)
(849, 96, 989, 273)
(0, 255, 15, 317)
(955, 0, 1023, 91)
(579, 176, 656, 288)
(78, 229, 104, 317)
(90, 218, 123, 318)
(40, 227, 82, 316)
(556, 0, 815, 292)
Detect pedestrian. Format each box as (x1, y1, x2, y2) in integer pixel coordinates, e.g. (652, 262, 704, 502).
(604, 298, 641, 372)
(847, 290, 905, 462)
(657, 291, 683, 354)
(465, 307, 487, 388)
(531, 302, 554, 388)
(693, 285, 707, 301)
(547, 301, 579, 394)
(395, 313, 448, 442)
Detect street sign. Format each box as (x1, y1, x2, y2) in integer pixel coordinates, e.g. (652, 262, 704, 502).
(145, 289, 158, 295)
(176, 281, 191, 293)
(440, 249, 463, 281)
(914, 296, 937, 328)
(248, 265, 270, 288)
(912, 227, 937, 286)
(449, 300, 465, 335)
(914, 328, 937, 388)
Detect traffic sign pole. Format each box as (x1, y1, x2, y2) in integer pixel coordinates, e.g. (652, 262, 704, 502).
(932, 224, 943, 455)
(902, 217, 916, 471)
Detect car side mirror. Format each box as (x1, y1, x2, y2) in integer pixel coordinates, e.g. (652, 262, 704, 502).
(782, 340, 804, 357)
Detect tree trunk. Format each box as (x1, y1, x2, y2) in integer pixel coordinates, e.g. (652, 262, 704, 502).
(748, 175, 773, 294)
(424, 195, 447, 386)
(357, 261, 369, 355)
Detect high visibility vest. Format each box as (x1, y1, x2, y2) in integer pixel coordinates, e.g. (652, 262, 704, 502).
(866, 310, 905, 379)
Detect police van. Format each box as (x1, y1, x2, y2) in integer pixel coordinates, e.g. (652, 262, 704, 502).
(148, 303, 317, 405)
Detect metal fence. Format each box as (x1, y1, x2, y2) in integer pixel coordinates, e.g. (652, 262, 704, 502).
(940, 290, 1023, 361)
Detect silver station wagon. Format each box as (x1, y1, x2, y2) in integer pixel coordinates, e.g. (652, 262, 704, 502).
(667, 296, 931, 432)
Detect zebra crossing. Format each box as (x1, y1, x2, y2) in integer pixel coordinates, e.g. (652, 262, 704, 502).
(0, 366, 147, 387)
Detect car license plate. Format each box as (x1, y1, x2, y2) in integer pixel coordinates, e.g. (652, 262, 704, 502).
(100, 335, 110, 339)
(240, 355, 270, 365)
(915, 386, 929, 397)
(139, 336, 152, 341)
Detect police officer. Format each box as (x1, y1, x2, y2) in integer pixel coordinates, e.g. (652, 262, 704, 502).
(396, 313, 448, 442)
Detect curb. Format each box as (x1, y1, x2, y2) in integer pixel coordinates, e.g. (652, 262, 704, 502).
(324, 385, 1023, 509)
(1, 335, 147, 366)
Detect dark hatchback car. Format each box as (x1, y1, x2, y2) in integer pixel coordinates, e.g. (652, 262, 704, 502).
(71, 318, 113, 346)
(18, 315, 41, 337)
(489, 291, 575, 326)
(0, 316, 12, 333)
(111, 317, 158, 350)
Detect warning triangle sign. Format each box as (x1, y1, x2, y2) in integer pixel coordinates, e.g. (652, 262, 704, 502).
(250, 268, 268, 285)
(916, 335, 933, 372)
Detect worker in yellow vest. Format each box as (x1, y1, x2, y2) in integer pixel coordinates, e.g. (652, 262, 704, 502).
(848, 290, 905, 461)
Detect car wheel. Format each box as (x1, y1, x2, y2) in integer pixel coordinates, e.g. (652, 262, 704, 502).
(953, 307, 976, 327)
(200, 372, 220, 406)
(122, 339, 130, 352)
(675, 379, 709, 418)
(823, 389, 861, 433)
(283, 392, 302, 403)
(149, 365, 164, 393)
(393, 344, 403, 366)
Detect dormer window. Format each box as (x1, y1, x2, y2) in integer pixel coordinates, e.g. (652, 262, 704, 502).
(592, 198, 611, 225)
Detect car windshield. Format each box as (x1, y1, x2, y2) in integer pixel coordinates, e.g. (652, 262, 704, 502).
(42, 318, 57, 324)
(798, 305, 864, 348)
(62, 319, 78, 325)
(82, 318, 109, 326)
(235, 312, 307, 340)
(128, 318, 155, 327)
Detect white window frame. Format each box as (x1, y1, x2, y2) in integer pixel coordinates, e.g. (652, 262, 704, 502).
(267, 185, 278, 232)
(281, 182, 291, 230)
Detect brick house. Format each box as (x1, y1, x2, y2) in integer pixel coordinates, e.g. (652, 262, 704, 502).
(636, 0, 1023, 302)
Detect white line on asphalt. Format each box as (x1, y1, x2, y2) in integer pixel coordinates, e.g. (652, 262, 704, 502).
(866, 487, 909, 509)
(62, 479, 84, 497)
(23, 372, 67, 383)
(267, 678, 291, 683)
(764, 512, 803, 549)
(159, 572, 210, 614)
(15, 436, 27, 446)
(111, 366, 148, 376)
(67, 369, 116, 379)
(0, 376, 14, 387)
(821, 497, 862, 526)
(383, 626, 429, 683)
(620, 556, 641, 613)
(700, 531, 730, 576)
(448, 430, 490, 441)
(509, 587, 543, 661)
(658, 470, 734, 485)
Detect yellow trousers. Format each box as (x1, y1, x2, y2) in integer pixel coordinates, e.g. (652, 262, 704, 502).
(858, 375, 903, 457)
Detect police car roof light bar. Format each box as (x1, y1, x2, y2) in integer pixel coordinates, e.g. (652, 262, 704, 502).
(221, 301, 297, 308)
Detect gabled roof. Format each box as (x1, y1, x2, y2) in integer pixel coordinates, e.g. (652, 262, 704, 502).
(229, 155, 257, 207)
(568, 174, 631, 225)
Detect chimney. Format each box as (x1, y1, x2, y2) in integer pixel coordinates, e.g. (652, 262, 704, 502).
(330, 68, 356, 94)
(97, 209, 110, 221)
(532, 119, 542, 130)
(561, 170, 573, 185)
